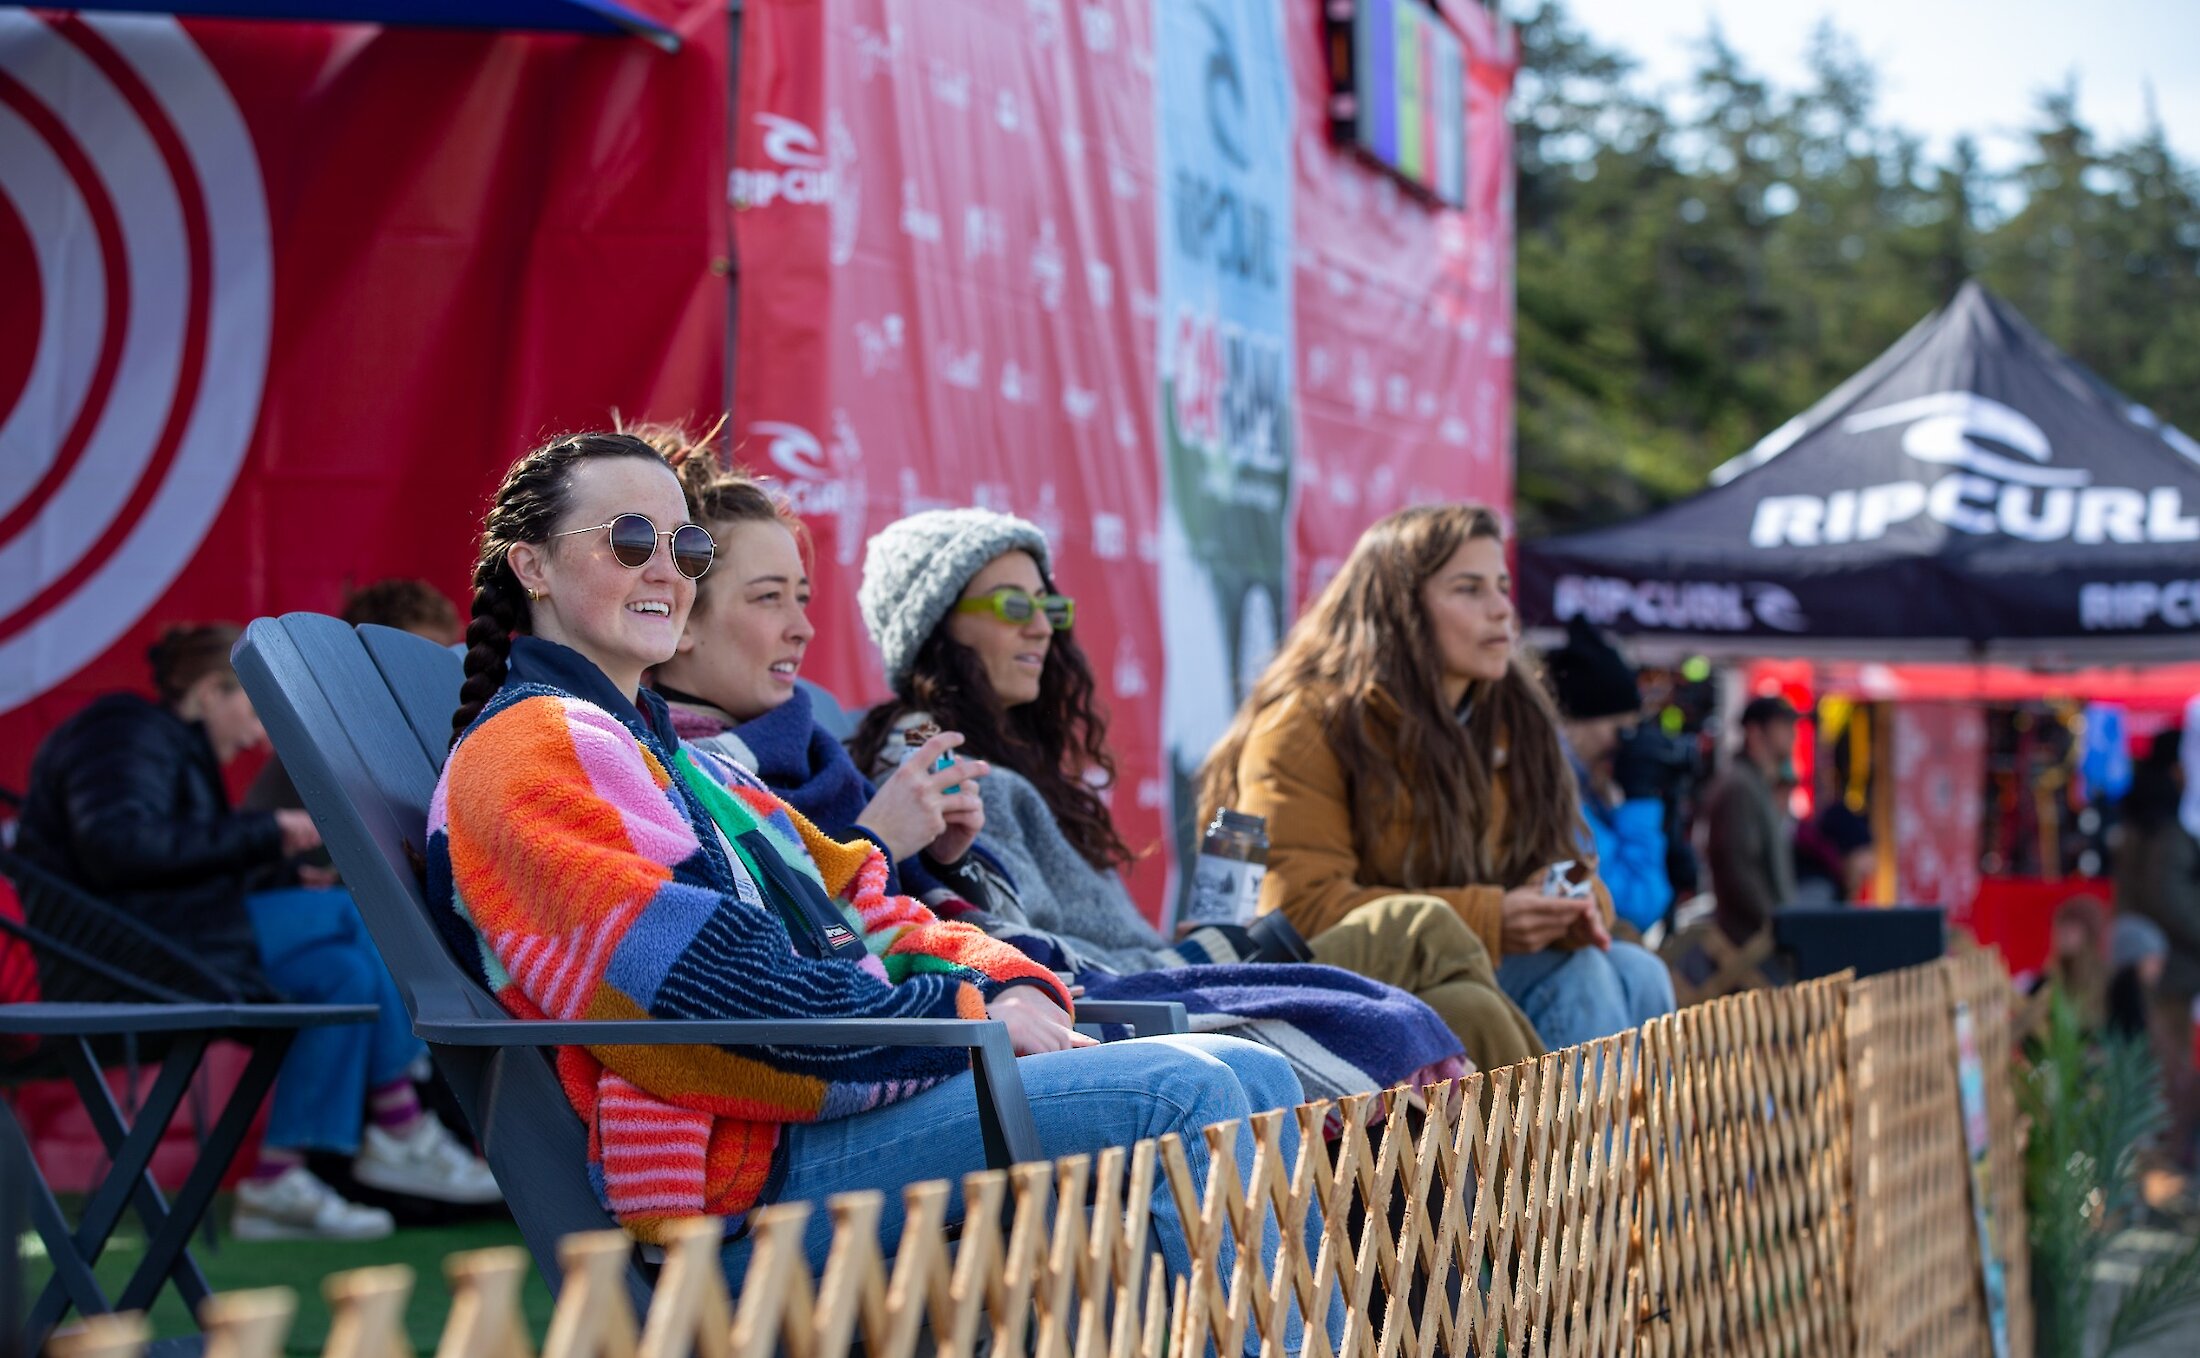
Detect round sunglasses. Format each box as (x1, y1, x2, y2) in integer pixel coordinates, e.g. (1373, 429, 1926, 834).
(954, 586, 1075, 630)
(549, 513, 716, 579)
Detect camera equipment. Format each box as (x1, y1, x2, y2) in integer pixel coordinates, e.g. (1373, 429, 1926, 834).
(1613, 725, 1703, 800)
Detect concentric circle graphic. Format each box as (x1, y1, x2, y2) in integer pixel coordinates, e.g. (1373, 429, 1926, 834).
(0, 11, 269, 714)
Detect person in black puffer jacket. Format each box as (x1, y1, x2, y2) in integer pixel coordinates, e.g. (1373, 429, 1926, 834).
(17, 632, 311, 983)
(15, 624, 497, 1239)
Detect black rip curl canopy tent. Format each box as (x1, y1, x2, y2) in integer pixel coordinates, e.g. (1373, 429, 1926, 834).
(1519, 281, 2200, 662)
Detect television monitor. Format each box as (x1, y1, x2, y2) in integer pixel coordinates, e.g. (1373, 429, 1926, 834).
(1326, 0, 1470, 208)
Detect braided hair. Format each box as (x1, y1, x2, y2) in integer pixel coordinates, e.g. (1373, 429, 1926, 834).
(450, 431, 669, 744)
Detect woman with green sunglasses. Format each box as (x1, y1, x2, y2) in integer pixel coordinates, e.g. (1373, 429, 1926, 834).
(954, 586, 1076, 631)
(848, 508, 1472, 1107)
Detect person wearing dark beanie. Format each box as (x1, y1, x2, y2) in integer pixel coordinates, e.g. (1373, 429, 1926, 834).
(1542, 617, 1673, 933)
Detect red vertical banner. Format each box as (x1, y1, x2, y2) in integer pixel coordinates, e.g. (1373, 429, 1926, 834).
(0, 6, 729, 787)
(1892, 702, 1987, 920)
(734, 0, 1174, 904)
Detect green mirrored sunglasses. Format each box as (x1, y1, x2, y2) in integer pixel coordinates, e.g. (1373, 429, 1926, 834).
(953, 587, 1075, 631)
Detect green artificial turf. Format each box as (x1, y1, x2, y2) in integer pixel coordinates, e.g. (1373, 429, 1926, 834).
(19, 1201, 556, 1354)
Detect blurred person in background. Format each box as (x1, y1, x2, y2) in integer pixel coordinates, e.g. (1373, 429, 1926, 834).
(339, 578, 463, 646)
(1541, 617, 1674, 935)
(1793, 803, 1875, 906)
(2030, 894, 2112, 1033)
(1702, 696, 1801, 945)
(2110, 913, 2168, 1046)
(243, 579, 463, 820)
(2118, 728, 2199, 1169)
(14, 625, 496, 1239)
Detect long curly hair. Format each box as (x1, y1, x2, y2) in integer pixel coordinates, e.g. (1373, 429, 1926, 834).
(848, 563, 1133, 874)
(1200, 502, 1581, 891)
(449, 431, 671, 744)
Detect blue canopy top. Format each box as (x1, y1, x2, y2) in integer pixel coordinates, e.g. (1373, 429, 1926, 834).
(33, 1, 680, 50)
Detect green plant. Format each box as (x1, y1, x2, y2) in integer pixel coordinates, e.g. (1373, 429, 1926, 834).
(2022, 987, 2200, 1356)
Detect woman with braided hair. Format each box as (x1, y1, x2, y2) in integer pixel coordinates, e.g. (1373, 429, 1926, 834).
(428, 430, 1332, 1338)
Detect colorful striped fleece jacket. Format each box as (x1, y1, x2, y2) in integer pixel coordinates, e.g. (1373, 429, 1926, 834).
(426, 637, 1070, 1241)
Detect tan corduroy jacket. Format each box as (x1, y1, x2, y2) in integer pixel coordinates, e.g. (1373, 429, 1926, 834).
(1226, 688, 1613, 963)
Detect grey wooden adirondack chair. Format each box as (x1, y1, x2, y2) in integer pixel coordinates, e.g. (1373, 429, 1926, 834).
(231, 615, 1047, 1308)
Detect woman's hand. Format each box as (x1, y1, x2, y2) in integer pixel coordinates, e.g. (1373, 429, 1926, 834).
(1500, 886, 1599, 956)
(932, 790, 985, 866)
(1562, 903, 1612, 951)
(987, 986, 1096, 1056)
(860, 731, 990, 863)
(274, 808, 322, 857)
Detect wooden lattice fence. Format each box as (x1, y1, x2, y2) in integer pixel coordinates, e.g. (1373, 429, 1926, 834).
(43, 957, 2034, 1358)
(1637, 974, 1853, 1357)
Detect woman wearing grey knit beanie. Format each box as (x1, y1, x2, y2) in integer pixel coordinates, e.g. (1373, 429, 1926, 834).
(849, 509, 1483, 1101)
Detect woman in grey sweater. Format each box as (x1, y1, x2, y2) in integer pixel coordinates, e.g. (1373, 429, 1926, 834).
(871, 710, 1246, 976)
(845, 509, 1477, 1104)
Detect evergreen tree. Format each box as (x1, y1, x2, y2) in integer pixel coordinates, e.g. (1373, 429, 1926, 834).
(1511, 2, 2200, 535)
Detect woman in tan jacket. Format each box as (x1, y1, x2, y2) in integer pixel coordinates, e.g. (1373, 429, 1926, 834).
(1203, 503, 1675, 1052)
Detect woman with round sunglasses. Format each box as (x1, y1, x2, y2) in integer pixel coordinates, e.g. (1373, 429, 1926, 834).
(634, 429, 999, 911)
(846, 508, 1472, 1101)
(429, 434, 1322, 1324)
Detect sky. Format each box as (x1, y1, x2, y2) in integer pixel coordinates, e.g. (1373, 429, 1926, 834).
(1555, 0, 2200, 167)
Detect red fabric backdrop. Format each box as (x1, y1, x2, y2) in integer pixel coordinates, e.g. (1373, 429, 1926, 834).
(1890, 701, 1987, 922)
(731, 0, 1516, 916)
(1, 0, 1514, 931)
(1292, 0, 1517, 599)
(0, 5, 729, 788)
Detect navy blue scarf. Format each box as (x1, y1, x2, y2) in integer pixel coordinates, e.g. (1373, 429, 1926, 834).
(729, 687, 877, 837)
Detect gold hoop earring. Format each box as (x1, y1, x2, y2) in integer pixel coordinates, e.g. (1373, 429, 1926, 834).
(526, 588, 545, 602)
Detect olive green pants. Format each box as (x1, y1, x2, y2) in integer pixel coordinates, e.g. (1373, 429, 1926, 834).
(1307, 894, 1544, 1074)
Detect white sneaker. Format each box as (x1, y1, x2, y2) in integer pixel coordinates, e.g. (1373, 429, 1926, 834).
(353, 1118, 503, 1205)
(233, 1167, 395, 1242)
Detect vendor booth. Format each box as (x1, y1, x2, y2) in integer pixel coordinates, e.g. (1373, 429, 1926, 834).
(1521, 279, 2200, 663)
(1521, 281, 2200, 967)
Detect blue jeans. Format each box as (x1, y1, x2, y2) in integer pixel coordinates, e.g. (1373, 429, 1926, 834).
(721, 1033, 1339, 1355)
(1497, 941, 1675, 1051)
(245, 887, 424, 1155)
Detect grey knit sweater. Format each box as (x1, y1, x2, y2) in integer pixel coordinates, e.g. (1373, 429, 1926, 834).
(875, 714, 1183, 976)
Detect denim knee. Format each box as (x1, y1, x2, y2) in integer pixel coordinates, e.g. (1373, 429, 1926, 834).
(1124, 1038, 1262, 1144)
(319, 948, 383, 1005)
(1524, 947, 1633, 1048)
(1166, 1034, 1302, 1117)
(1556, 947, 1627, 1004)
(1604, 942, 1677, 1023)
